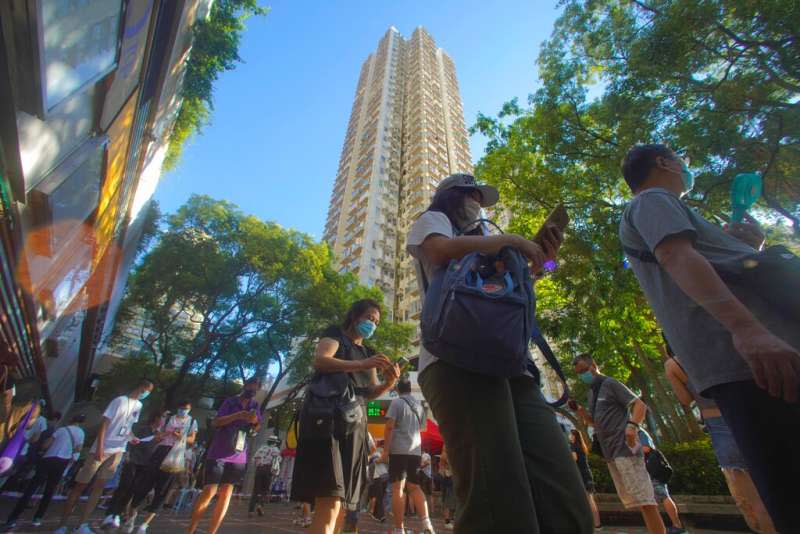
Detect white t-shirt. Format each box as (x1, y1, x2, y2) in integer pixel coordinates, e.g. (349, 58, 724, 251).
(253, 445, 281, 468)
(91, 395, 143, 454)
(159, 415, 198, 447)
(44, 425, 85, 460)
(22, 415, 48, 455)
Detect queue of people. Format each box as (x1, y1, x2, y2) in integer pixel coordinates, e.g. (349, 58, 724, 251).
(0, 158, 794, 534)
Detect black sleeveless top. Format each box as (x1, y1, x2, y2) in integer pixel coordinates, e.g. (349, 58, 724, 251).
(320, 326, 375, 389)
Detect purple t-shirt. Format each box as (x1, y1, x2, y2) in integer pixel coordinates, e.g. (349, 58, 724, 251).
(207, 396, 262, 464)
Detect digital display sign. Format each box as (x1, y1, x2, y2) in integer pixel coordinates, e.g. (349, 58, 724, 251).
(367, 400, 388, 419)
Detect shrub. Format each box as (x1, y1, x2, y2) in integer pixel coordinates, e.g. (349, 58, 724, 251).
(589, 438, 728, 496)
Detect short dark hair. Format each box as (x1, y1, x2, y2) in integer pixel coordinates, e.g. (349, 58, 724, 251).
(397, 380, 412, 394)
(621, 144, 676, 191)
(176, 399, 191, 408)
(244, 376, 262, 387)
(342, 299, 382, 330)
(137, 378, 154, 390)
(572, 353, 594, 366)
(70, 413, 87, 424)
(49, 411, 62, 421)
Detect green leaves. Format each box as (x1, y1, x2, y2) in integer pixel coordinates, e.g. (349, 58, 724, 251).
(114, 195, 414, 405)
(164, 1, 269, 170)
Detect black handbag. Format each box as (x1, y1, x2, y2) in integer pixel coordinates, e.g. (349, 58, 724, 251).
(299, 372, 363, 441)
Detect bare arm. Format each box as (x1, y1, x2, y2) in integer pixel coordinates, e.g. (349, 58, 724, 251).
(664, 359, 694, 407)
(187, 430, 197, 446)
(655, 235, 800, 401)
(575, 404, 593, 426)
(211, 411, 247, 428)
(313, 338, 371, 374)
(96, 417, 110, 458)
(383, 418, 395, 458)
(654, 236, 762, 333)
(420, 234, 547, 270)
(365, 363, 400, 400)
(629, 399, 647, 426)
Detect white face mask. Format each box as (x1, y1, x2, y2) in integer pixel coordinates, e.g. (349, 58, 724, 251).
(457, 197, 482, 231)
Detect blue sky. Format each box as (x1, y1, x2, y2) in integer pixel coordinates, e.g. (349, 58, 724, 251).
(155, 1, 563, 238)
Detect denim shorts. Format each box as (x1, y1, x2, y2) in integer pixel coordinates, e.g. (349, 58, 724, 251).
(652, 482, 670, 502)
(705, 416, 747, 469)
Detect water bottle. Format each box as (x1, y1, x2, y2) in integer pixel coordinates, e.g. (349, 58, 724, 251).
(730, 173, 762, 223)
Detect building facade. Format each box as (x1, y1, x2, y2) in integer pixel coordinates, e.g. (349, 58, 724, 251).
(323, 26, 472, 328)
(0, 0, 213, 410)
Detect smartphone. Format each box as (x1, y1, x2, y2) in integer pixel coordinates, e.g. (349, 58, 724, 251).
(534, 204, 569, 244)
(397, 356, 412, 370)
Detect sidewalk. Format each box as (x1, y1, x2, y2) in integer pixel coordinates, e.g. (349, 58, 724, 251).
(0, 497, 746, 533)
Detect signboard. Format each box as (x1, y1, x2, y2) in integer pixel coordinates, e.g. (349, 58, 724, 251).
(367, 400, 391, 423)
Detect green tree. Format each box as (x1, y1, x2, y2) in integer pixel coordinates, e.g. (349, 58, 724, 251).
(469, 0, 800, 442)
(164, 0, 268, 170)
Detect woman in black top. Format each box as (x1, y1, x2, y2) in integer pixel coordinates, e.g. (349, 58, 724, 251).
(570, 430, 601, 529)
(292, 299, 400, 534)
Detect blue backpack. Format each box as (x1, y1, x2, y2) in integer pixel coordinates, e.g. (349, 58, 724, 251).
(420, 242, 569, 406)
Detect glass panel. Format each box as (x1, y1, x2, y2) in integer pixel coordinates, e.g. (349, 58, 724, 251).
(41, 0, 123, 110)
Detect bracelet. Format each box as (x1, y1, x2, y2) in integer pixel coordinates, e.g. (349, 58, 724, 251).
(626, 421, 641, 429)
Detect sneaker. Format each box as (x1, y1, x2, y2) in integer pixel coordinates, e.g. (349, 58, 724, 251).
(122, 515, 137, 534)
(31, 519, 42, 527)
(445, 521, 454, 530)
(2, 522, 15, 531)
(75, 524, 96, 534)
(256, 505, 264, 517)
(135, 525, 148, 534)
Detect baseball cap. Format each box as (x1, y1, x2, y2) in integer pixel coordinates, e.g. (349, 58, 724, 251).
(436, 173, 499, 207)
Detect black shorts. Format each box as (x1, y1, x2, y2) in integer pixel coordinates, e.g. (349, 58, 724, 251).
(389, 455, 421, 485)
(204, 459, 246, 486)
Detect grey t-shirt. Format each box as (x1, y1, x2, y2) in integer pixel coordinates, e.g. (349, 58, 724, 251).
(588, 376, 639, 460)
(619, 188, 800, 394)
(406, 211, 455, 375)
(385, 394, 424, 456)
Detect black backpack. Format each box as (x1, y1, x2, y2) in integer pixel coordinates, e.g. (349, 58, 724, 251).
(624, 244, 800, 323)
(420, 234, 569, 406)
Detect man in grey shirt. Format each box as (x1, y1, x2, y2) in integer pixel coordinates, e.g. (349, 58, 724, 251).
(618, 144, 800, 532)
(573, 354, 667, 534)
(382, 379, 433, 534)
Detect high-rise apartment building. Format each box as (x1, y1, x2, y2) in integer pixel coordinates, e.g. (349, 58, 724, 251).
(323, 26, 472, 327)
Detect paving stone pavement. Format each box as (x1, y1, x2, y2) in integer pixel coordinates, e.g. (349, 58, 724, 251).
(0, 498, 743, 533)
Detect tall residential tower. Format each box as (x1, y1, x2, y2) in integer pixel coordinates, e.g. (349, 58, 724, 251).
(323, 26, 472, 326)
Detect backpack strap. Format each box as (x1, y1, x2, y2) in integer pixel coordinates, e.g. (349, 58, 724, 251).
(590, 376, 609, 418)
(623, 245, 658, 263)
(530, 326, 570, 408)
(400, 396, 424, 426)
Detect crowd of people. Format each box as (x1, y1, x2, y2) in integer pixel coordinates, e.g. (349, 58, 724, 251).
(0, 145, 795, 534)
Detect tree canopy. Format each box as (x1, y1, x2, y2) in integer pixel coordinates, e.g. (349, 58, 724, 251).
(471, 0, 798, 441)
(109, 195, 413, 409)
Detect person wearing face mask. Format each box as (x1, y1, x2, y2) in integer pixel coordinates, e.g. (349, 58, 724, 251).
(115, 401, 197, 533)
(619, 144, 800, 532)
(291, 299, 401, 534)
(54, 379, 154, 534)
(571, 354, 665, 534)
(188, 378, 262, 534)
(406, 173, 593, 534)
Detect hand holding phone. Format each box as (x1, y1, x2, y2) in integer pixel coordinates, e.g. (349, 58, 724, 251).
(534, 204, 569, 261)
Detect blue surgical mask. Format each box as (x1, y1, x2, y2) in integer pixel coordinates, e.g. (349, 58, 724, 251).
(177, 408, 190, 417)
(578, 371, 595, 384)
(680, 161, 694, 193)
(356, 320, 376, 339)
(139, 390, 150, 401)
